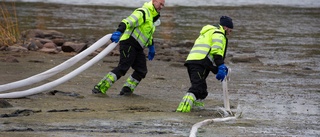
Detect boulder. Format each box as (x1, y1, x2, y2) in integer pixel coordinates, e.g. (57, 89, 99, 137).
(39, 42, 59, 54)
(43, 42, 57, 49)
(62, 42, 87, 53)
(7, 44, 28, 52)
(52, 37, 65, 46)
(26, 39, 41, 51)
(36, 38, 53, 44)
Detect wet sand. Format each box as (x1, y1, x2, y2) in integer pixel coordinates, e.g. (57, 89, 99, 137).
(0, 2, 320, 137)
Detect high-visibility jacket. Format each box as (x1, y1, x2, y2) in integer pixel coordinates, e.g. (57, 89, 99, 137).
(186, 24, 228, 65)
(120, 1, 158, 48)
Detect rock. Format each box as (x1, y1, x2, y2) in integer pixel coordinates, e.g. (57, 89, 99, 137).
(21, 29, 45, 39)
(7, 45, 28, 52)
(18, 29, 90, 54)
(36, 38, 53, 44)
(0, 99, 13, 108)
(39, 43, 59, 54)
(26, 39, 40, 51)
(42, 30, 65, 39)
(43, 42, 57, 49)
(39, 48, 59, 54)
(0, 55, 19, 63)
(52, 37, 65, 46)
(34, 39, 44, 49)
(62, 42, 87, 53)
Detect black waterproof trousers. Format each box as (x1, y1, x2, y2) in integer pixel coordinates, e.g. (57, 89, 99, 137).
(111, 42, 147, 81)
(185, 63, 213, 100)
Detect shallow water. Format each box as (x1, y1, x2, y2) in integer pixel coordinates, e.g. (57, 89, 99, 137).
(6, 0, 320, 7)
(9, 2, 320, 45)
(10, 2, 320, 72)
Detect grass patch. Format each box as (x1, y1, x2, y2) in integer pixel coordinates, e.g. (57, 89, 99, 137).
(0, 2, 20, 46)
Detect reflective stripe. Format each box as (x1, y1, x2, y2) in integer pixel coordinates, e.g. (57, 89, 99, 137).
(125, 14, 139, 27)
(186, 93, 195, 99)
(124, 76, 140, 91)
(102, 72, 117, 86)
(141, 7, 150, 17)
(182, 93, 195, 104)
(125, 18, 133, 27)
(138, 7, 151, 47)
(122, 7, 153, 48)
(134, 15, 139, 26)
(212, 45, 222, 50)
(124, 83, 136, 89)
(129, 75, 140, 83)
(186, 25, 227, 61)
(183, 98, 193, 105)
(212, 38, 223, 44)
(189, 50, 208, 55)
(124, 30, 147, 48)
(193, 44, 210, 49)
(207, 55, 213, 63)
(108, 72, 118, 81)
(131, 28, 150, 48)
(131, 33, 145, 48)
(124, 31, 132, 35)
(134, 29, 149, 43)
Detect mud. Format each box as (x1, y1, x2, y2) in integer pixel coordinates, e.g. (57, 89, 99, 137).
(0, 2, 320, 137)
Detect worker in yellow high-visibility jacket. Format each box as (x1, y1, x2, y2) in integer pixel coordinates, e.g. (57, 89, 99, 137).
(92, 0, 165, 96)
(177, 16, 234, 112)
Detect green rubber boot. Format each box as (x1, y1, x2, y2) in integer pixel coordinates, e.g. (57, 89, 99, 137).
(119, 76, 140, 95)
(92, 72, 117, 94)
(176, 93, 196, 113)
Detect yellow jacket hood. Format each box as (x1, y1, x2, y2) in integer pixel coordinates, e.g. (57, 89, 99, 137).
(143, 1, 159, 18)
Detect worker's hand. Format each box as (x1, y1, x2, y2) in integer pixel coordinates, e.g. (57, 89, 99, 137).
(216, 64, 228, 81)
(148, 45, 155, 60)
(176, 93, 195, 113)
(111, 31, 122, 43)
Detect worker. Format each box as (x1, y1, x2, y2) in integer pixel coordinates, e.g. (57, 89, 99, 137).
(176, 16, 233, 112)
(92, 0, 165, 95)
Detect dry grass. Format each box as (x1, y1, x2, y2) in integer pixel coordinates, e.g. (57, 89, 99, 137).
(0, 2, 20, 47)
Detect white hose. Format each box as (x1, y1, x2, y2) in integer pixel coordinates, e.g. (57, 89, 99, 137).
(223, 68, 232, 115)
(189, 68, 237, 137)
(189, 116, 237, 137)
(0, 42, 118, 98)
(222, 75, 231, 114)
(0, 34, 112, 92)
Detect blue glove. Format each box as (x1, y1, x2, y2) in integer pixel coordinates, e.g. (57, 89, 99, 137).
(216, 64, 228, 81)
(110, 31, 122, 43)
(148, 45, 155, 60)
